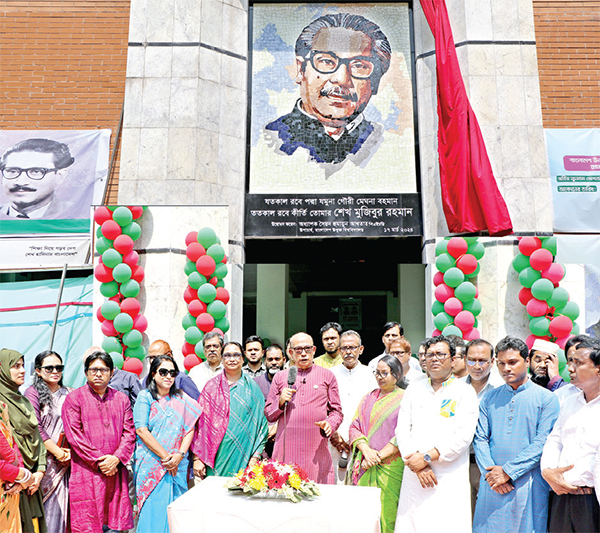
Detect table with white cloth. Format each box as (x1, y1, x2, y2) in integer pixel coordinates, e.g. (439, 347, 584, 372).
(167, 476, 381, 533)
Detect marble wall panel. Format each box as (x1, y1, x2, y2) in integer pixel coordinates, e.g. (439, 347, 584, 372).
(141, 78, 171, 127)
(146, 0, 175, 42)
(137, 128, 169, 182)
(166, 127, 196, 180)
(497, 76, 527, 126)
(172, 47, 199, 78)
(144, 47, 172, 78)
(197, 79, 221, 132)
(119, 127, 140, 180)
(169, 77, 198, 128)
(199, 46, 221, 84)
(123, 78, 143, 128)
(195, 129, 219, 184)
(173, 0, 201, 42)
(200, 0, 223, 49)
(222, 4, 248, 58)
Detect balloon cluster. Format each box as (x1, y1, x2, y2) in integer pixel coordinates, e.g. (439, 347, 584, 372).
(512, 236, 579, 350)
(182, 228, 230, 373)
(432, 237, 484, 340)
(94, 206, 148, 376)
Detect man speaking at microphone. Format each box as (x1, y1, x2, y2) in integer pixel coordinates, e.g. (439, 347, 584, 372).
(265, 332, 343, 483)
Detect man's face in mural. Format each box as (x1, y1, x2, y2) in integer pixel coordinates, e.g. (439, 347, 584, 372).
(295, 27, 376, 128)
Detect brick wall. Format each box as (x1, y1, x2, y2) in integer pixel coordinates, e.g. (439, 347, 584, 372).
(533, 0, 600, 128)
(0, 1, 131, 204)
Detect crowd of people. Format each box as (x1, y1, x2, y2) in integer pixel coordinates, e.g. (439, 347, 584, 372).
(0, 320, 599, 533)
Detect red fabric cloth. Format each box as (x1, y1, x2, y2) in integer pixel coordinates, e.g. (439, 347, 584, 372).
(420, 0, 513, 236)
(0, 430, 21, 482)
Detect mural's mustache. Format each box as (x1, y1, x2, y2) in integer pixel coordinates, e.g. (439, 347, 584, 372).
(8, 186, 37, 193)
(320, 85, 358, 102)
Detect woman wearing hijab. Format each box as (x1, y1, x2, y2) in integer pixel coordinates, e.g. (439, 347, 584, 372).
(0, 349, 47, 533)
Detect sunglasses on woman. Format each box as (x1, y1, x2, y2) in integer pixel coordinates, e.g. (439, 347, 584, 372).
(157, 368, 178, 378)
(41, 365, 65, 373)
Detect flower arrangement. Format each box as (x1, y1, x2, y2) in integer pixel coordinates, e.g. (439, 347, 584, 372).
(224, 460, 321, 503)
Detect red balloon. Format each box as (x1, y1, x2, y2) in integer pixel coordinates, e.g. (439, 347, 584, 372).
(123, 357, 143, 376)
(196, 255, 216, 277)
(541, 263, 565, 284)
(183, 286, 198, 304)
(215, 287, 230, 305)
(95, 263, 113, 283)
(433, 271, 445, 286)
(131, 265, 145, 283)
(184, 354, 202, 372)
(456, 254, 478, 275)
(96, 307, 105, 322)
(120, 298, 141, 318)
(113, 234, 134, 255)
(101, 220, 122, 240)
(463, 327, 480, 341)
(526, 298, 549, 317)
(444, 297, 463, 317)
(432, 329, 442, 336)
(186, 243, 206, 262)
(129, 206, 144, 219)
(188, 299, 207, 317)
(518, 287, 533, 306)
(185, 232, 199, 246)
(123, 250, 140, 268)
(435, 284, 454, 303)
(101, 320, 118, 337)
(447, 237, 468, 259)
(212, 328, 224, 337)
(182, 342, 195, 357)
(549, 315, 573, 338)
(208, 276, 218, 286)
(529, 248, 553, 271)
(554, 334, 572, 350)
(132, 314, 148, 333)
(109, 295, 121, 303)
(455, 310, 475, 331)
(221, 254, 228, 264)
(196, 313, 215, 333)
(94, 206, 113, 226)
(518, 237, 542, 257)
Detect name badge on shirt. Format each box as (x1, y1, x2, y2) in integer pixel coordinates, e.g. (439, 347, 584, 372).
(440, 399, 457, 418)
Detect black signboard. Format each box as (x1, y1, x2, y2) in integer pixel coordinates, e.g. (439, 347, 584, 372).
(245, 193, 422, 238)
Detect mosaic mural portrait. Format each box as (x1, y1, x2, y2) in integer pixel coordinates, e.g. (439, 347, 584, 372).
(249, 3, 417, 194)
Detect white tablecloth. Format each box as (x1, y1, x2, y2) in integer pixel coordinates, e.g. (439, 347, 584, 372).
(167, 476, 381, 533)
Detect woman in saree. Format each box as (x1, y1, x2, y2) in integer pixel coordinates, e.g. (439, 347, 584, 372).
(347, 355, 405, 533)
(24, 351, 71, 533)
(192, 341, 268, 479)
(0, 349, 47, 533)
(134, 354, 201, 533)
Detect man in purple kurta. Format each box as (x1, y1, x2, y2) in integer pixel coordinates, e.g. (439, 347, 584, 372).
(265, 332, 343, 484)
(62, 350, 135, 533)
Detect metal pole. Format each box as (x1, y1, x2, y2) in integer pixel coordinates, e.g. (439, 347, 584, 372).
(49, 263, 68, 350)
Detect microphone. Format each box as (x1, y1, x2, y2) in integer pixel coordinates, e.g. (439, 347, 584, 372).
(287, 366, 298, 389)
(282, 366, 298, 464)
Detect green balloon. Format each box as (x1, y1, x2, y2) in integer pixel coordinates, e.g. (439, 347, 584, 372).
(455, 281, 477, 303)
(107, 205, 118, 211)
(123, 329, 143, 348)
(558, 301, 580, 321)
(560, 367, 571, 382)
(194, 343, 204, 358)
(215, 316, 230, 333)
(465, 263, 481, 279)
(184, 260, 197, 277)
(185, 326, 203, 345)
(197, 284, 217, 303)
(114, 312, 134, 333)
(548, 287, 569, 309)
(468, 242, 485, 261)
(182, 313, 196, 330)
(101, 300, 120, 320)
(434, 312, 453, 331)
(463, 237, 479, 245)
(443, 267, 465, 288)
(531, 278, 555, 301)
(125, 345, 146, 361)
(435, 253, 455, 273)
(96, 225, 104, 239)
(121, 221, 142, 241)
(120, 279, 140, 298)
(512, 254, 530, 273)
(197, 227, 218, 248)
(557, 349, 567, 372)
(571, 323, 580, 335)
(96, 236, 113, 255)
(207, 300, 227, 320)
(213, 263, 228, 280)
(435, 240, 448, 255)
(110, 351, 124, 369)
(207, 244, 226, 263)
(102, 248, 123, 269)
(442, 325, 462, 337)
(188, 272, 207, 290)
(462, 299, 482, 317)
(215, 280, 225, 288)
(113, 206, 133, 227)
(519, 267, 541, 289)
(113, 263, 132, 284)
(541, 236, 557, 256)
(529, 316, 550, 337)
(432, 300, 445, 316)
(473, 317, 479, 328)
(102, 336, 122, 354)
(100, 281, 119, 298)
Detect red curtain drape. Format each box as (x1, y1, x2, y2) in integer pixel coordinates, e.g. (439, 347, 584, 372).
(420, 0, 513, 236)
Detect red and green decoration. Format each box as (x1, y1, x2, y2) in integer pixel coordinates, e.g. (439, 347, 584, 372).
(181, 227, 230, 373)
(432, 237, 484, 340)
(512, 236, 579, 350)
(94, 206, 148, 376)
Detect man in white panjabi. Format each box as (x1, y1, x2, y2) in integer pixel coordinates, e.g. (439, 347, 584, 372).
(395, 335, 478, 532)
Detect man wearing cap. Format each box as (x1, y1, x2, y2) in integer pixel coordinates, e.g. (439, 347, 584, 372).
(529, 339, 566, 391)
